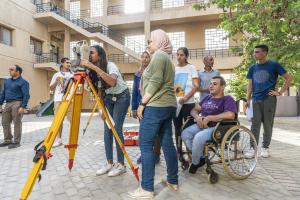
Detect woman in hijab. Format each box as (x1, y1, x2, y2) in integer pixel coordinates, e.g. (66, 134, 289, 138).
(128, 29, 178, 199)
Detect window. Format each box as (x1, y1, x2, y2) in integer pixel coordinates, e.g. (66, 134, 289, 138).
(167, 32, 185, 52)
(70, 1, 80, 20)
(124, 0, 144, 14)
(70, 41, 79, 60)
(163, 0, 184, 9)
(90, 40, 103, 47)
(0, 25, 12, 46)
(91, 0, 103, 17)
(30, 37, 43, 55)
(125, 35, 145, 53)
(205, 29, 229, 50)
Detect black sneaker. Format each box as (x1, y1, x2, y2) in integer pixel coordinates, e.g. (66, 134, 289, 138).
(189, 158, 206, 174)
(8, 143, 21, 149)
(0, 141, 12, 147)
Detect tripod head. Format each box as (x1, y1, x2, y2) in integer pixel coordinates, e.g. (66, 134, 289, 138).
(71, 40, 90, 73)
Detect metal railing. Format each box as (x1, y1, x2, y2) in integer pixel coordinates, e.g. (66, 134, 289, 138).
(107, 5, 124, 16)
(34, 3, 146, 54)
(151, 0, 210, 10)
(34, 53, 59, 63)
(108, 54, 139, 64)
(170, 46, 243, 60)
(108, 46, 242, 64)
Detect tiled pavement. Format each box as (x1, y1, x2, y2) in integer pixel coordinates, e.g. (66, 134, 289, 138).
(0, 114, 299, 200)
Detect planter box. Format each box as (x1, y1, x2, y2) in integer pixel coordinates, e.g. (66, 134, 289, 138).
(275, 96, 298, 117)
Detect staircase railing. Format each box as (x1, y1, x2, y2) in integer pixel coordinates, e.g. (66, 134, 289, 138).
(35, 3, 146, 54)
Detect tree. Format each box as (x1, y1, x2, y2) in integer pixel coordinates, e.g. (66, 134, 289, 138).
(194, 0, 300, 98)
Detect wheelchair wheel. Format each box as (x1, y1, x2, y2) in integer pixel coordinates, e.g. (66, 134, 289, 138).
(221, 125, 258, 180)
(207, 172, 219, 184)
(181, 161, 190, 170)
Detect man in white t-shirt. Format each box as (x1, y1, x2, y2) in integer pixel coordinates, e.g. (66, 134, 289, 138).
(50, 57, 73, 147)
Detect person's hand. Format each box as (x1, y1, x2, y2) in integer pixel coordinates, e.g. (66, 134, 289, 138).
(132, 111, 138, 119)
(202, 116, 211, 128)
(56, 76, 63, 84)
(137, 105, 145, 120)
(80, 59, 95, 70)
(268, 90, 281, 96)
(178, 97, 186, 105)
(195, 116, 204, 128)
(18, 107, 26, 114)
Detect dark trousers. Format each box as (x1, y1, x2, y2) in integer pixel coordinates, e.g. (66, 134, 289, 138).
(173, 103, 195, 152)
(251, 96, 277, 148)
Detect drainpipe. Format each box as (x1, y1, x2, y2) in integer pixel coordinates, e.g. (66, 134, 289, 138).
(297, 89, 300, 116)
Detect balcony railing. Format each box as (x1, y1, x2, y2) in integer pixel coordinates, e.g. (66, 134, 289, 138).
(108, 54, 139, 64)
(108, 46, 242, 64)
(170, 46, 243, 60)
(151, 0, 210, 11)
(34, 3, 146, 54)
(34, 53, 59, 63)
(107, 5, 124, 16)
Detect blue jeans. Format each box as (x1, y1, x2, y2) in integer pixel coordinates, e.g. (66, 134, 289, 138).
(181, 124, 214, 165)
(139, 106, 178, 192)
(104, 89, 130, 163)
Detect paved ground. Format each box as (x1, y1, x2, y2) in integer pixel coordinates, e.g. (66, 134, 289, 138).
(0, 113, 299, 200)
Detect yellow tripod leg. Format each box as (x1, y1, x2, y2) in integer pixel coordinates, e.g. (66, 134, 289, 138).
(20, 79, 79, 200)
(65, 73, 85, 170)
(86, 78, 140, 182)
(82, 102, 97, 135)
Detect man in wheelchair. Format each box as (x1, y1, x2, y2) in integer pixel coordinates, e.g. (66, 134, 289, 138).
(182, 76, 237, 174)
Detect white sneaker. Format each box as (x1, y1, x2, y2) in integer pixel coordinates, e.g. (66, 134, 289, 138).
(161, 179, 179, 191)
(261, 148, 270, 158)
(107, 163, 126, 177)
(53, 138, 63, 148)
(128, 187, 154, 199)
(244, 148, 255, 159)
(96, 163, 113, 176)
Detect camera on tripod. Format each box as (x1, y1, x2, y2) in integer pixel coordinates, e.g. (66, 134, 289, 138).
(71, 40, 90, 72)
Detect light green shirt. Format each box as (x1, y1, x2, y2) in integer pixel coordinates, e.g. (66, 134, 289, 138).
(142, 50, 177, 107)
(105, 62, 128, 94)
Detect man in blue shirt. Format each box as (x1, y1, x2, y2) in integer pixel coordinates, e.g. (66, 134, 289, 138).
(0, 65, 30, 149)
(246, 45, 292, 158)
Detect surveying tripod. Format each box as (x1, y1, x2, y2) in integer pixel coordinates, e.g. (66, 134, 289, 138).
(20, 72, 139, 200)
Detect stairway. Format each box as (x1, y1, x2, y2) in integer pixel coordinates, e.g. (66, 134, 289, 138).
(34, 3, 144, 60)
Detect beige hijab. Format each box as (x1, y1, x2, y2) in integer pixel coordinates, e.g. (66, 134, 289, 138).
(150, 29, 173, 54)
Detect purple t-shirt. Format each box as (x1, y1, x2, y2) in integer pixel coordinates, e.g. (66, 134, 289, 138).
(200, 95, 237, 127)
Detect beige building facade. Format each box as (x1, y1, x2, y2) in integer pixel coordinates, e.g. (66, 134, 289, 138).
(0, 0, 244, 110)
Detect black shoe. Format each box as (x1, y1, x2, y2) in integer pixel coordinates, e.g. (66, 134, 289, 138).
(0, 141, 12, 147)
(189, 158, 206, 174)
(198, 158, 206, 168)
(8, 143, 21, 149)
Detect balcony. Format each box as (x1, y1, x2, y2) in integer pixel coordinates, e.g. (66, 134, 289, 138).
(33, 53, 59, 71)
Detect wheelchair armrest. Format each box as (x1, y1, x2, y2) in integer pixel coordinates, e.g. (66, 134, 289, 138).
(216, 120, 239, 126)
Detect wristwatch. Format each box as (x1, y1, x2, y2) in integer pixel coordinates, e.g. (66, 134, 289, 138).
(139, 102, 147, 106)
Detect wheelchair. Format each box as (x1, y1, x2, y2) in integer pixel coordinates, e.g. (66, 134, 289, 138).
(178, 99, 258, 184)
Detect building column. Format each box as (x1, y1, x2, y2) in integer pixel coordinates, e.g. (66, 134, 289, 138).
(144, 0, 151, 44)
(103, 0, 108, 17)
(64, 0, 70, 10)
(64, 28, 70, 58)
